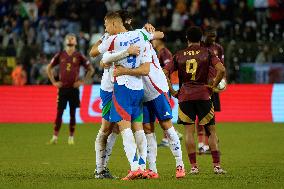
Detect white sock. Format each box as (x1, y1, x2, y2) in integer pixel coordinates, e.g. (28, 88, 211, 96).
(95, 130, 108, 173)
(203, 145, 209, 151)
(198, 142, 204, 149)
(146, 133, 157, 173)
(134, 130, 147, 170)
(52, 135, 58, 140)
(165, 126, 184, 168)
(121, 128, 139, 171)
(103, 132, 117, 168)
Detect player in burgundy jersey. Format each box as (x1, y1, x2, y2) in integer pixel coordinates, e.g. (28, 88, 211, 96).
(47, 33, 94, 145)
(197, 26, 225, 154)
(164, 26, 227, 174)
(151, 39, 183, 147)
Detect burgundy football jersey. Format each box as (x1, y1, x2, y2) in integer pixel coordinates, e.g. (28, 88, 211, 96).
(158, 47, 173, 68)
(201, 42, 224, 80)
(164, 44, 220, 101)
(50, 51, 90, 88)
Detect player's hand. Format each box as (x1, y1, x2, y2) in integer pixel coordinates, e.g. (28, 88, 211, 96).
(52, 81, 62, 88)
(100, 60, 111, 69)
(113, 66, 127, 77)
(73, 80, 84, 88)
(127, 45, 140, 56)
(144, 23, 155, 33)
(171, 90, 179, 98)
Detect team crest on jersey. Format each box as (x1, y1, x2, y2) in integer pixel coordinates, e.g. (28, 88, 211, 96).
(73, 57, 77, 63)
(214, 50, 218, 55)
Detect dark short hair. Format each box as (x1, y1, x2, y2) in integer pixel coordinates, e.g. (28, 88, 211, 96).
(186, 26, 202, 43)
(116, 10, 133, 30)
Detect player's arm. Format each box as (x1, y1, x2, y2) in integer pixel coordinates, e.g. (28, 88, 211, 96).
(89, 40, 102, 57)
(84, 64, 95, 84)
(163, 55, 178, 97)
(101, 45, 140, 65)
(47, 53, 62, 88)
(209, 52, 226, 89)
(113, 62, 150, 77)
(89, 33, 111, 58)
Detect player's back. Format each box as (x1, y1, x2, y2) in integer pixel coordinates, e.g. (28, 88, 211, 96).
(174, 44, 213, 101)
(99, 30, 151, 90)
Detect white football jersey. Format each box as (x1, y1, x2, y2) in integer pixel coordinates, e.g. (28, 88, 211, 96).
(100, 33, 114, 92)
(98, 29, 153, 90)
(143, 42, 169, 102)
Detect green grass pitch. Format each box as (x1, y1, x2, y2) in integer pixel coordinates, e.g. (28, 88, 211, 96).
(0, 123, 284, 189)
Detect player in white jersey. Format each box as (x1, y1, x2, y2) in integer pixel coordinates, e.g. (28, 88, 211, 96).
(89, 32, 140, 179)
(95, 12, 153, 180)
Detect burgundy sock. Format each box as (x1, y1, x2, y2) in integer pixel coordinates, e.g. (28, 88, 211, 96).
(188, 152, 197, 166)
(69, 108, 76, 136)
(54, 109, 64, 136)
(211, 151, 220, 165)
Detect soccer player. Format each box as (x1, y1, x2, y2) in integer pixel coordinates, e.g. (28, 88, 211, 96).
(197, 26, 225, 154)
(94, 12, 153, 180)
(47, 33, 94, 145)
(151, 38, 183, 148)
(164, 26, 227, 174)
(90, 33, 140, 179)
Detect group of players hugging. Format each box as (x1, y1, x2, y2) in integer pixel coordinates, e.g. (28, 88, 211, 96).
(47, 10, 227, 180)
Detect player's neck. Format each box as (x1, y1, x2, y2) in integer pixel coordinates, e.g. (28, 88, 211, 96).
(116, 26, 128, 34)
(65, 47, 76, 55)
(156, 45, 165, 52)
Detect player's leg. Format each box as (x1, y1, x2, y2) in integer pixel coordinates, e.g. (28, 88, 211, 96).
(204, 122, 226, 174)
(178, 101, 199, 174)
(131, 90, 147, 173)
(197, 100, 226, 174)
(103, 124, 119, 170)
(153, 93, 185, 178)
(67, 88, 80, 145)
(143, 103, 158, 178)
(95, 89, 116, 178)
(49, 88, 67, 144)
(110, 84, 141, 180)
(95, 118, 115, 178)
(68, 107, 76, 144)
(143, 122, 158, 178)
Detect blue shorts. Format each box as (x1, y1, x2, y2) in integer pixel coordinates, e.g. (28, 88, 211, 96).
(143, 93, 173, 124)
(100, 89, 113, 121)
(110, 83, 144, 123)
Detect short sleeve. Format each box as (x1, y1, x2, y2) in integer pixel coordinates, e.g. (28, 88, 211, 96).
(140, 43, 152, 64)
(98, 35, 117, 54)
(50, 52, 60, 67)
(164, 54, 178, 74)
(218, 45, 225, 64)
(209, 50, 221, 66)
(160, 49, 173, 68)
(137, 28, 154, 41)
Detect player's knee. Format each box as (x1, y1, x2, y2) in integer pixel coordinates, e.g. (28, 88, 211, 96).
(204, 124, 211, 137)
(159, 119, 172, 130)
(143, 123, 154, 134)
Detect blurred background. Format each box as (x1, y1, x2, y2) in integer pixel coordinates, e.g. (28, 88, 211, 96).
(0, 0, 284, 85)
